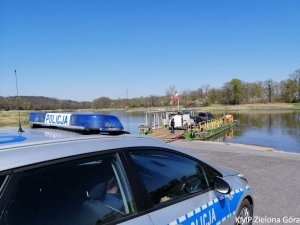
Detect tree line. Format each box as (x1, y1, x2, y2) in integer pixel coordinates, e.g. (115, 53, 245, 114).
(1, 69, 299, 110)
(0, 96, 91, 111)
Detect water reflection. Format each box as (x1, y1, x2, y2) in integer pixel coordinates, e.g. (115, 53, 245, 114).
(211, 111, 300, 153)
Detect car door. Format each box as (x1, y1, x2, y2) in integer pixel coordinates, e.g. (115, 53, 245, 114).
(0, 152, 153, 225)
(127, 149, 232, 225)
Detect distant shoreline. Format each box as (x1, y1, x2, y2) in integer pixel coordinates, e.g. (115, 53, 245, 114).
(0, 103, 299, 127)
(125, 103, 300, 112)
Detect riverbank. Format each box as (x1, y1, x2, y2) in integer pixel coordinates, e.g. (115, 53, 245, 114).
(172, 140, 300, 224)
(195, 103, 300, 112)
(126, 102, 300, 112)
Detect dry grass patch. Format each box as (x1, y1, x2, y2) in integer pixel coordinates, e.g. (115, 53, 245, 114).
(0, 111, 30, 127)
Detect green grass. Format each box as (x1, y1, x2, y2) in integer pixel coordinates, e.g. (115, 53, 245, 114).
(292, 103, 300, 109)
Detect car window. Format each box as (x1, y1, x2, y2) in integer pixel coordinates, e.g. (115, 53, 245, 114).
(203, 164, 220, 186)
(1, 154, 136, 225)
(0, 175, 7, 193)
(199, 113, 206, 117)
(129, 150, 211, 206)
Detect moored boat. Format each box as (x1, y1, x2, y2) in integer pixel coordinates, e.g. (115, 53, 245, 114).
(183, 114, 238, 140)
(139, 110, 238, 142)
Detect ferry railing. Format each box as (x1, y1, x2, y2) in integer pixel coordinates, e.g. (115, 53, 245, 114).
(189, 116, 233, 133)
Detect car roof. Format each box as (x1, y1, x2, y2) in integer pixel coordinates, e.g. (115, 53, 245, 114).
(0, 126, 173, 172)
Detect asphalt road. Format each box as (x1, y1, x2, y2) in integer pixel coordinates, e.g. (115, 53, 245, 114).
(171, 141, 300, 225)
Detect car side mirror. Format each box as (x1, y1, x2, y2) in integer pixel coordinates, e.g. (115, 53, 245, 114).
(214, 177, 231, 194)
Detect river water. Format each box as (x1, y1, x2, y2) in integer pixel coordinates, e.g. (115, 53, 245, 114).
(100, 110, 300, 153)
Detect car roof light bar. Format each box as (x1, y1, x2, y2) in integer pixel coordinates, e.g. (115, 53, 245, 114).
(29, 112, 124, 132)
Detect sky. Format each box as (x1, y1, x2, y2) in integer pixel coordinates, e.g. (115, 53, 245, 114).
(0, 0, 300, 101)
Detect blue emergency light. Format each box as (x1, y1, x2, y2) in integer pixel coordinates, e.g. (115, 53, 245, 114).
(29, 112, 124, 132)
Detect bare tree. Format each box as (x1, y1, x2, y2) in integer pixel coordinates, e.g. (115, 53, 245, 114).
(264, 79, 275, 103)
(201, 84, 210, 98)
(181, 89, 191, 107)
(290, 69, 300, 102)
(280, 79, 297, 103)
(165, 85, 177, 97)
(165, 86, 177, 106)
(245, 81, 264, 103)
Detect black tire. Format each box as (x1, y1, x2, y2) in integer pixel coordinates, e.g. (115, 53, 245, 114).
(234, 199, 253, 225)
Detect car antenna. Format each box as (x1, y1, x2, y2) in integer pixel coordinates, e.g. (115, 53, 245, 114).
(14, 69, 24, 132)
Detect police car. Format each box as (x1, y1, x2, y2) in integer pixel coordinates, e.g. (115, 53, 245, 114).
(0, 112, 253, 225)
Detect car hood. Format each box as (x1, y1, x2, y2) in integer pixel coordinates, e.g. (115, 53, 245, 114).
(216, 166, 239, 177)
